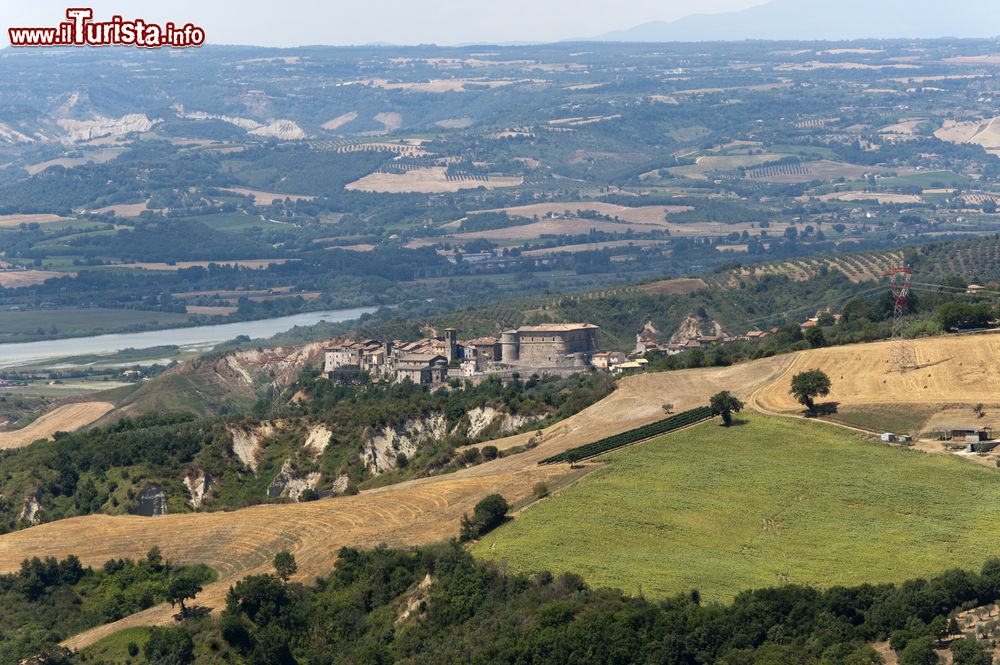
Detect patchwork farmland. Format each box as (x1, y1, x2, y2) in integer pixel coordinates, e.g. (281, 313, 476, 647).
(11, 332, 1000, 646)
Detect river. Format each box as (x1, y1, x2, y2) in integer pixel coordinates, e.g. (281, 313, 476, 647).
(0, 306, 375, 368)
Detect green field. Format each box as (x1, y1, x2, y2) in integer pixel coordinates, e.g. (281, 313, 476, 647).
(474, 413, 1000, 602)
(0, 308, 192, 342)
(881, 171, 972, 188)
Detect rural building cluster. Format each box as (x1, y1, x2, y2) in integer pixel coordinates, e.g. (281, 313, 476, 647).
(324, 323, 605, 384)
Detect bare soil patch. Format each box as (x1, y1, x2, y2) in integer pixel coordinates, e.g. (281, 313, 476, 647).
(86, 201, 149, 217)
(639, 278, 708, 295)
(185, 305, 238, 316)
(219, 188, 316, 204)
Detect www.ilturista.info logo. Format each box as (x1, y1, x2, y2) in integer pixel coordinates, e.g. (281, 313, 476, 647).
(8, 8, 206, 48)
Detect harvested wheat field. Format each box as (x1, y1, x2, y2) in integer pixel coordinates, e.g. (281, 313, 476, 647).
(106, 259, 292, 271)
(185, 305, 238, 316)
(522, 239, 665, 256)
(449, 217, 793, 243)
(320, 111, 358, 130)
(0, 401, 114, 451)
(0, 357, 793, 650)
(0, 270, 73, 287)
(363, 78, 535, 93)
(346, 167, 522, 193)
(936, 117, 1000, 153)
(755, 333, 1000, 413)
(450, 218, 675, 241)
(815, 191, 923, 204)
(469, 201, 693, 225)
(219, 188, 316, 204)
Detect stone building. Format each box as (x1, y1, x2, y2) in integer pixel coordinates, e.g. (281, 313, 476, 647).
(325, 323, 600, 384)
(499, 323, 599, 371)
(393, 354, 449, 384)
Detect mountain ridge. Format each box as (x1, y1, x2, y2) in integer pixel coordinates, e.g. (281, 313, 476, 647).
(597, 0, 1000, 42)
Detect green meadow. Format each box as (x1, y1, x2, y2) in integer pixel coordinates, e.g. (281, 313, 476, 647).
(474, 413, 1000, 602)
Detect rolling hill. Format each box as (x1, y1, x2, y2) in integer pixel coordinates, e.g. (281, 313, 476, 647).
(475, 413, 1000, 601)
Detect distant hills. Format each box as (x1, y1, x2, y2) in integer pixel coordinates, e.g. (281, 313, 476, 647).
(597, 0, 1000, 42)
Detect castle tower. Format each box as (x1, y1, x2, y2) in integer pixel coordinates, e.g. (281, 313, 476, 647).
(500, 330, 519, 363)
(445, 328, 458, 362)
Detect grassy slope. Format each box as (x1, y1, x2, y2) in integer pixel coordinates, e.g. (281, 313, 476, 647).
(474, 413, 1000, 602)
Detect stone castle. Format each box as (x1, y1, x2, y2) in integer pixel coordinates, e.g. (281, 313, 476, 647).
(325, 323, 600, 384)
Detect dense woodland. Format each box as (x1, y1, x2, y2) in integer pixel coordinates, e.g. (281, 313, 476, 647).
(43, 544, 1000, 665)
(0, 551, 213, 664)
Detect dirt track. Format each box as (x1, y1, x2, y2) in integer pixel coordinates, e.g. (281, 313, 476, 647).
(0, 357, 794, 650)
(0, 401, 114, 450)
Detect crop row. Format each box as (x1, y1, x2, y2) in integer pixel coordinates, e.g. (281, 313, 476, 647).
(539, 406, 714, 464)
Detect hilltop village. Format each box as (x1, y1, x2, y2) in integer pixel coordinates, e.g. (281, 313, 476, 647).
(323, 323, 641, 383)
(325, 312, 847, 385)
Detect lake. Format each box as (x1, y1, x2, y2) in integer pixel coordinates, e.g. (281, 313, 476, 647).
(0, 307, 374, 368)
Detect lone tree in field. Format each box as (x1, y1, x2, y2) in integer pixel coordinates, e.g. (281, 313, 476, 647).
(273, 550, 297, 582)
(459, 494, 510, 542)
(710, 391, 744, 426)
(790, 369, 832, 414)
(167, 571, 203, 618)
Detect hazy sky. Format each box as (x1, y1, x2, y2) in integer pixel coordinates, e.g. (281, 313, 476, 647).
(3, 1, 768, 46)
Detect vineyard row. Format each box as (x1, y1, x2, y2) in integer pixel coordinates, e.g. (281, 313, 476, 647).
(539, 405, 714, 464)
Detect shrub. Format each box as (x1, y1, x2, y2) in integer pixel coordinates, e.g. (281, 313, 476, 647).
(533, 482, 549, 499)
(459, 494, 509, 541)
(144, 626, 194, 665)
(273, 551, 297, 582)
